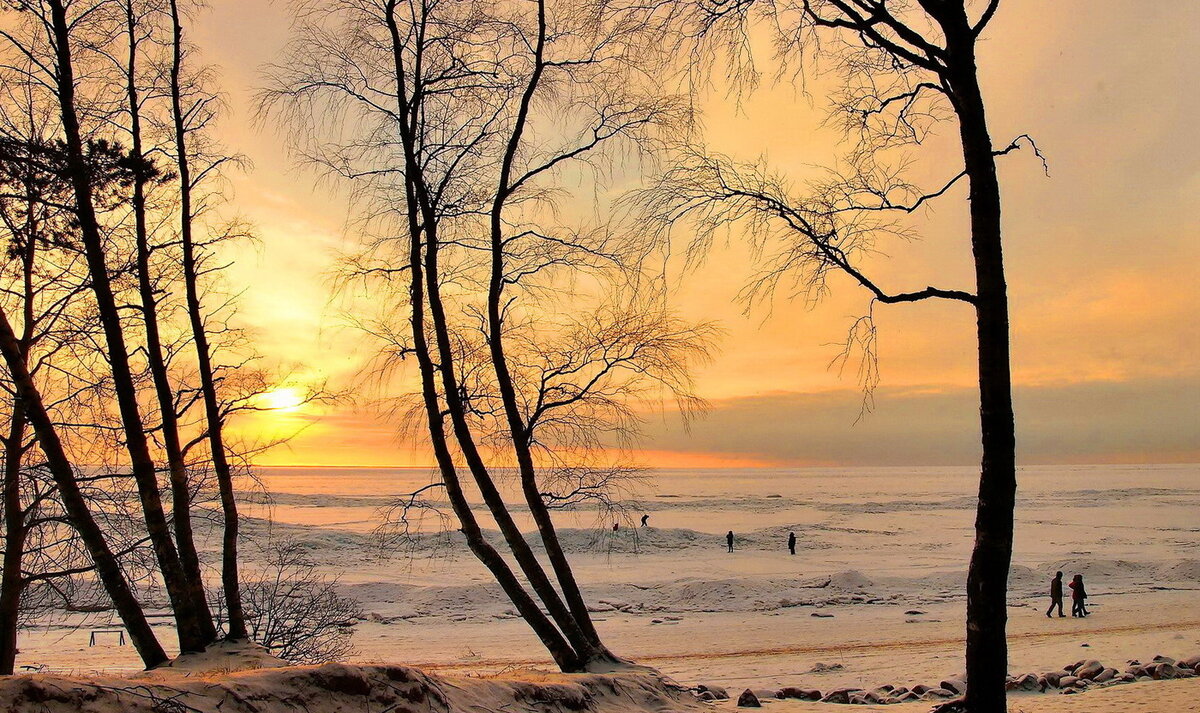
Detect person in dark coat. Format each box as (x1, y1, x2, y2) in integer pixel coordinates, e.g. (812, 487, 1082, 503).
(726, 530, 735, 553)
(1046, 571, 1065, 618)
(787, 531, 797, 556)
(640, 514, 649, 527)
(1069, 574, 1089, 617)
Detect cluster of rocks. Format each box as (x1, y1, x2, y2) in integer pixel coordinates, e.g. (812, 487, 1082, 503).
(698, 681, 965, 707)
(1010, 654, 1200, 695)
(698, 653, 1200, 707)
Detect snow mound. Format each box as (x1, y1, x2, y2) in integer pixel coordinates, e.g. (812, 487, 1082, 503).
(150, 639, 287, 676)
(0, 663, 700, 713)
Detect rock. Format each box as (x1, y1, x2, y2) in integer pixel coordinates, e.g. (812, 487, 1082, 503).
(1067, 659, 1087, 672)
(698, 691, 716, 701)
(890, 686, 909, 696)
(1152, 663, 1180, 680)
(1093, 667, 1117, 683)
(1179, 669, 1198, 679)
(697, 684, 728, 700)
(1152, 655, 1176, 665)
(905, 610, 925, 615)
(1035, 675, 1049, 692)
(819, 688, 862, 704)
(1060, 676, 1079, 688)
(1180, 654, 1200, 669)
(1063, 688, 1079, 695)
(811, 612, 834, 618)
(898, 691, 921, 702)
(736, 689, 761, 707)
(1014, 673, 1040, 691)
(809, 662, 844, 673)
(776, 687, 821, 701)
(1118, 673, 1136, 682)
(940, 678, 967, 695)
(911, 684, 932, 695)
(921, 687, 955, 700)
(1075, 660, 1104, 680)
(1042, 671, 1063, 687)
(751, 689, 778, 701)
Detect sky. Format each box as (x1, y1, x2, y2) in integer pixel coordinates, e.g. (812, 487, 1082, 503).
(188, 0, 1198, 468)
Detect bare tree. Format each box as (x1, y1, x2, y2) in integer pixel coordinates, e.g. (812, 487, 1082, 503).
(0, 0, 218, 654)
(239, 538, 361, 665)
(263, 0, 713, 671)
(0, 100, 169, 667)
(164, 0, 248, 641)
(638, 0, 1042, 709)
(113, 0, 217, 645)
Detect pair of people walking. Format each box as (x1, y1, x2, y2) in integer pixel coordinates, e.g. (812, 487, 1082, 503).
(1046, 571, 1089, 618)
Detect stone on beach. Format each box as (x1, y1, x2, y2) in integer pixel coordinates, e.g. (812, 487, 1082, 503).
(696, 684, 728, 700)
(939, 678, 966, 695)
(736, 689, 761, 707)
(776, 687, 821, 701)
(1074, 660, 1104, 680)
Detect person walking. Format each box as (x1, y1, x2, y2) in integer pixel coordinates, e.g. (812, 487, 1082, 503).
(640, 514, 649, 527)
(787, 531, 797, 556)
(1046, 571, 1065, 618)
(726, 530, 735, 553)
(1069, 574, 1089, 617)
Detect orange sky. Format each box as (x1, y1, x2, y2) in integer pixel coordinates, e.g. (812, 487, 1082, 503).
(193, 0, 1198, 468)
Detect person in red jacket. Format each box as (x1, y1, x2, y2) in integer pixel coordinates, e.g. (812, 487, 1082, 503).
(1069, 574, 1089, 617)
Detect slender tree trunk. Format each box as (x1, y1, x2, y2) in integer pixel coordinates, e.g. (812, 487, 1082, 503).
(380, 1, 593, 670)
(165, 0, 245, 640)
(421, 220, 602, 666)
(45, 0, 207, 654)
(403, 224, 581, 671)
(479, 0, 615, 666)
(0, 400, 27, 676)
(123, 4, 216, 645)
(0, 216, 37, 676)
(0, 305, 168, 668)
(945, 24, 1017, 713)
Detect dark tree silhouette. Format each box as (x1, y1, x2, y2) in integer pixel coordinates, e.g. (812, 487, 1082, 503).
(165, 0, 248, 641)
(638, 1, 1043, 709)
(263, 0, 711, 671)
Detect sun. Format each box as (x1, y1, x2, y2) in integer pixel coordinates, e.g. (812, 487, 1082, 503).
(255, 387, 307, 413)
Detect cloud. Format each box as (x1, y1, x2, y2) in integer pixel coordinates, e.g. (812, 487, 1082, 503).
(638, 376, 1200, 466)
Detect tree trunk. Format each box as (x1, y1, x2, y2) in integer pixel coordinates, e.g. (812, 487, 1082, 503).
(124, 5, 216, 646)
(46, 0, 208, 654)
(166, 0, 245, 640)
(391, 152, 580, 670)
(945, 26, 1018, 713)
(0, 399, 27, 675)
(0, 216, 38, 676)
(380, 1, 593, 670)
(421, 221, 601, 666)
(0, 305, 168, 668)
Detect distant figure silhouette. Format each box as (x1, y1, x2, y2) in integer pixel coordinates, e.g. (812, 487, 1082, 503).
(1046, 571, 1065, 618)
(640, 514, 649, 527)
(788, 531, 797, 555)
(1069, 574, 1089, 617)
(726, 530, 735, 553)
(612, 522, 619, 532)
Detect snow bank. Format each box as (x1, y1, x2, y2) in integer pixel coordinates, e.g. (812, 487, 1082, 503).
(0, 662, 701, 713)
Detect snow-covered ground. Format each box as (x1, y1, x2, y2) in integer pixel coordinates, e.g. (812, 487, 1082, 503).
(12, 464, 1200, 708)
